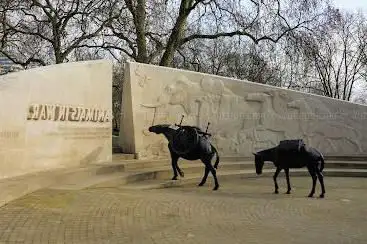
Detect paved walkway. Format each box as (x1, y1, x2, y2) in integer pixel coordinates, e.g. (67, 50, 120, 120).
(0, 177, 366, 244)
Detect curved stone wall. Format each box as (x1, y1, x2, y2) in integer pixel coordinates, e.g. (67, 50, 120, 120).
(0, 60, 112, 179)
(120, 61, 367, 159)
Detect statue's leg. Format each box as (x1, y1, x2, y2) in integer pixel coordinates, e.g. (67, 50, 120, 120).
(273, 167, 281, 194)
(170, 153, 180, 180)
(284, 168, 291, 194)
(198, 166, 209, 187)
(198, 145, 212, 186)
(212, 145, 220, 169)
(307, 165, 317, 197)
(315, 166, 325, 198)
(200, 154, 219, 190)
(207, 160, 219, 190)
(176, 163, 185, 177)
(208, 163, 219, 191)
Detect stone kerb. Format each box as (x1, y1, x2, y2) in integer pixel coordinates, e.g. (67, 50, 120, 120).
(120, 61, 367, 159)
(0, 60, 113, 179)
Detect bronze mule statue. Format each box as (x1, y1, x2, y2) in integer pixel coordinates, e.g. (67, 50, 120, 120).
(148, 115, 220, 190)
(253, 139, 326, 198)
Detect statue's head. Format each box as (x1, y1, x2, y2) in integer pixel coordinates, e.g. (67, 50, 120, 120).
(148, 124, 171, 134)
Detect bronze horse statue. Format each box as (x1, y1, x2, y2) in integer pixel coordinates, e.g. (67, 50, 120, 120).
(148, 116, 220, 190)
(253, 139, 326, 198)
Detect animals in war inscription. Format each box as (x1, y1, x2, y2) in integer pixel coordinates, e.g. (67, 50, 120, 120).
(26, 103, 112, 140)
(27, 104, 112, 123)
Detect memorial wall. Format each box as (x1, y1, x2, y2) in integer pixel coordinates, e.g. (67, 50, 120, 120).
(0, 60, 112, 179)
(120, 61, 367, 159)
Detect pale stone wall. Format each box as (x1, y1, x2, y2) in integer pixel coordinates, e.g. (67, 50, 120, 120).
(120, 61, 367, 159)
(0, 60, 112, 179)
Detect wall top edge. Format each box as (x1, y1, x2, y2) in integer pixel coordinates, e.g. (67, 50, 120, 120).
(0, 59, 113, 78)
(126, 61, 367, 108)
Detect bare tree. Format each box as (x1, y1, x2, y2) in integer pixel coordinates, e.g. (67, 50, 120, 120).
(101, 0, 327, 67)
(0, 1, 19, 58)
(112, 63, 124, 132)
(0, 0, 119, 67)
(299, 7, 367, 100)
(172, 37, 239, 75)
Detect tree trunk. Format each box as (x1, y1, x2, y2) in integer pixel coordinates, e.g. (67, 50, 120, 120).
(159, 0, 191, 67)
(135, 0, 148, 63)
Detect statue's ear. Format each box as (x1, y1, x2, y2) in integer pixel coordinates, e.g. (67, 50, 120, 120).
(252, 152, 258, 156)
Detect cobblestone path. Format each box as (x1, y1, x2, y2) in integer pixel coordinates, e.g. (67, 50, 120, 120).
(0, 177, 366, 244)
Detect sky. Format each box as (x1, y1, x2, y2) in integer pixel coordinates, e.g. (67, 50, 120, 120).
(332, 0, 367, 13)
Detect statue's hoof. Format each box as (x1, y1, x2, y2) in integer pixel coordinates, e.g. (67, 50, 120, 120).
(198, 183, 204, 187)
(213, 186, 219, 191)
(319, 194, 325, 198)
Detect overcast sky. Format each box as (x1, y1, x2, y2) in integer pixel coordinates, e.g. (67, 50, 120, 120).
(332, 0, 367, 13)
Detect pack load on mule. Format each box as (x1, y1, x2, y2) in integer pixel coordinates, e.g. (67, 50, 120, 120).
(170, 115, 212, 154)
(148, 115, 220, 190)
(278, 139, 306, 153)
(277, 139, 306, 163)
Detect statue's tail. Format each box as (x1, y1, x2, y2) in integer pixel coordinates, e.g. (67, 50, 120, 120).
(212, 145, 220, 169)
(319, 154, 325, 173)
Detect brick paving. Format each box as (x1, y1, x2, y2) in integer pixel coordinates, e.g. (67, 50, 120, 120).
(0, 177, 366, 244)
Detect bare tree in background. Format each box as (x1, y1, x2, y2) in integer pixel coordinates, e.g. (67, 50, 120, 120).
(112, 64, 124, 132)
(170, 36, 284, 86)
(172, 37, 239, 75)
(0, 0, 119, 67)
(299, 7, 367, 100)
(98, 0, 327, 67)
(0, 1, 16, 56)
